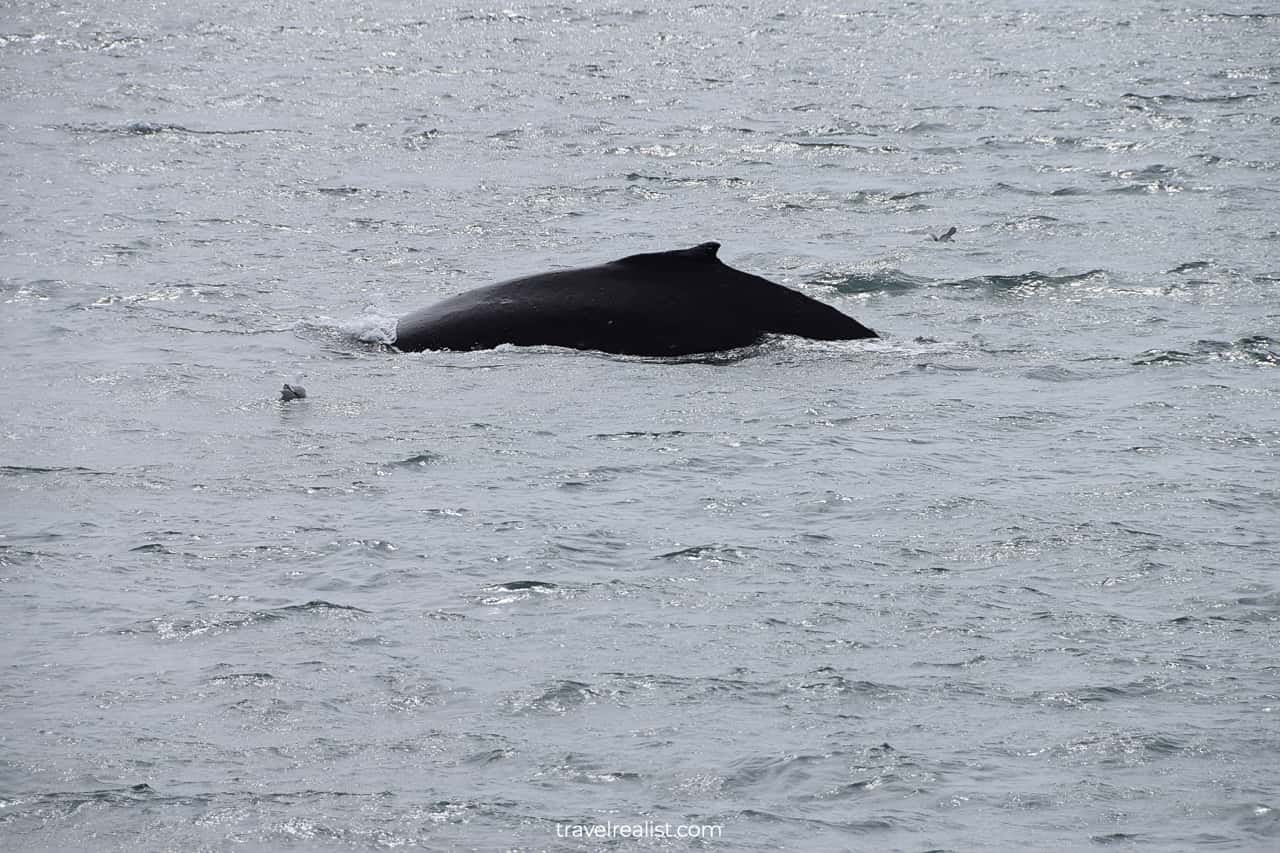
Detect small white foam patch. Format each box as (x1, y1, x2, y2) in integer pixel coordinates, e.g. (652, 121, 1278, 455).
(343, 311, 399, 345)
(295, 312, 399, 345)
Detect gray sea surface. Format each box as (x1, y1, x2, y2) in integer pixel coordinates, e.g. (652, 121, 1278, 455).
(2, 1, 1279, 850)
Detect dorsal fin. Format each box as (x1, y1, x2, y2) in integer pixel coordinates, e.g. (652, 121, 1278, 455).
(614, 242, 722, 267)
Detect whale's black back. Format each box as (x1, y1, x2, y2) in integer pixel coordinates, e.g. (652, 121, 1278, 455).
(394, 242, 876, 356)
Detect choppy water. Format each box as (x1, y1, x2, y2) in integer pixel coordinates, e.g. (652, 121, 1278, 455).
(3, 1, 1279, 850)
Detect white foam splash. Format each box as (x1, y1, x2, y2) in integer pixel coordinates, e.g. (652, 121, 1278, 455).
(343, 311, 399, 345)
(295, 312, 399, 345)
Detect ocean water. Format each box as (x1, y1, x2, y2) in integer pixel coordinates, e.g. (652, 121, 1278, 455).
(2, 1, 1278, 850)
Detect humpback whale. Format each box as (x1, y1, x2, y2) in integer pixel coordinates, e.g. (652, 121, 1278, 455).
(394, 242, 877, 357)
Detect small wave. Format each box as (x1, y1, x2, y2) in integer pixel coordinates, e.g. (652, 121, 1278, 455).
(505, 679, 599, 715)
(655, 543, 753, 562)
(279, 600, 369, 614)
(463, 747, 515, 765)
(1039, 684, 1162, 705)
(1092, 832, 1145, 844)
(736, 809, 893, 834)
(383, 452, 443, 470)
(207, 672, 276, 687)
(985, 136, 1143, 153)
(599, 670, 771, 702)
(624, 172, 749, 189)
(995, 180, 1092, 196)
(840, 189, 933, 210)
(900, 121, 947, 133)
(477, 579, 562, 605)
(25, 783, 181, 813)
(946, 269, 1109, 296)
(904, 360, 976, 374)
(457, 10, 532, 22)
(1224, 591, 1280, 623)
(1134, 336, 1279, 367)
(794, 667, 905, 698)
(56, 121, 290, 137)
(996, 214, 1061, 234)
(1213, 65, 1280, 81)
(1024, 365, 1092, 382)
(1200, 336, 1280, 365)
(1122, 91, 1259, 106)
(1133, 349, 1198, 366)
(535, 754, 640, 785)
(790, 139, 899, 154)
(128, 542, 174, 554)
(0, 464, 107, 478)
(724, 753, 828, 789)
(401, 127, 442, 150)
(1230, 801, 1280, 839)
(1113, 163, 1180, 180)
(122, 600, 368, 640)
(487, 580, 557, 591)
(1104, 163, 1188, 193)
(1197, 153, 1280, 172)
(1194, 11, 1280, 21)
(809, 269, 931, 295)
(322, 539, 400, 560)
(592, 429, 689, 441)
(1107, 181, 1185, 195)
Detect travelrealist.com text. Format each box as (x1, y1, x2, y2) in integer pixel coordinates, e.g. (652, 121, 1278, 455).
(554, 821, 724, 840)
